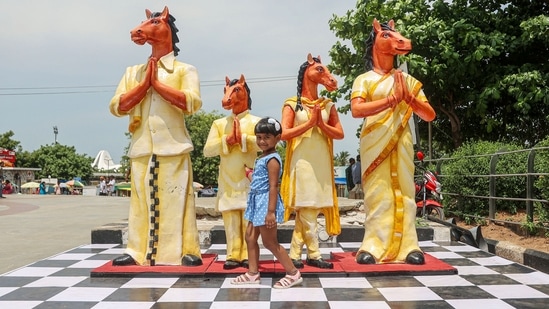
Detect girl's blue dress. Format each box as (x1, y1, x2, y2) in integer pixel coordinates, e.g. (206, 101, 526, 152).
(244, 152, 285, 226)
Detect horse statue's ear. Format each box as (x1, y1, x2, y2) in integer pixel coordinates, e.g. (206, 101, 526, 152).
(160, 6, 169, 19)
(146, 9, 152, 19)
(317, 55, 322, 62)
(307, 53, 314, 65)
(239, 74, 246, 84)
(388, 19, 395, 30)
(225, 76, 231, 85)
(373, 18, 381, 33)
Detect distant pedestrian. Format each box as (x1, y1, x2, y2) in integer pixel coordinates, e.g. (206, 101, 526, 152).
(99, 176, 107, 196)
(39, 181, 47, 195)
(345, 157, 355, 192)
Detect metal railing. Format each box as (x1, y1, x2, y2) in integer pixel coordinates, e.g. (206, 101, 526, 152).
(421, 147, 549, 226)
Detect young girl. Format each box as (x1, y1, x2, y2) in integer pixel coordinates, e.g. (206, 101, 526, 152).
(231, 117, 303, 289)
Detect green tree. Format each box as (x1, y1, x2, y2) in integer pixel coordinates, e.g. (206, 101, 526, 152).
(185, 110, 224, 186)
(0, 131, 21, 151)
(334, 150, 350, 166)
(28, 144, 94, 182)
(328, 0, 549, 152)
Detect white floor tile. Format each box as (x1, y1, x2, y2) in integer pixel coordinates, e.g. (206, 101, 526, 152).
(427, 251, 464, 259)
(92, 301, 155, 309)
(121, 277, 179, 288)
(446, 298, 516, 309)
(25, 276, 87, 287)
(329, 301, 391, 309)
(415, 275, 474, 287)
(319, 277, 372, 288)
(505, 272, 549, 285)
(210, 301, 271, 309)
(479, 284, 549, 299)
(454, 266, 499, 275)
(157, 288, 219, 302)
(270, 287, 327, 301)
(0, 301, 43, 309)
(48, 287, 117, 302)
(470, 256, 515, 266)
(5, 267, 63, 277)
(378, 286, 442, 301)
(68, 260, 110, 268)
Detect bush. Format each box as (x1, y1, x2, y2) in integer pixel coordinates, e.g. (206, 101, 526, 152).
(440, 140, 526, 221)
(532, 137, 549, 230)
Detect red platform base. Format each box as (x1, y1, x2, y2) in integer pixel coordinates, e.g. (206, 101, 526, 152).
(91, 252, 456, 277)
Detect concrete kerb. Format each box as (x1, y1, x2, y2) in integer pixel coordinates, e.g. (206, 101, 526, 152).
(90, 197, 549, 274)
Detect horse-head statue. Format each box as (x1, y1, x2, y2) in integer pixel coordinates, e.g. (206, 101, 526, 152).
(295, 53, 338, 111)
(364, 19, 411, 74)
(222, 74, 251, 115)
(130, 6, 180, 58)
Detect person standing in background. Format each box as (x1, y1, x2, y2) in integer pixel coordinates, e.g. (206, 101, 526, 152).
(345, 157, 355, 194)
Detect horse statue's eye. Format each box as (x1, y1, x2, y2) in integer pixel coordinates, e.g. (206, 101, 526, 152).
(382, 32, 390, 38)
(317, 67, 324, 73)
(235, 87, 240, 92)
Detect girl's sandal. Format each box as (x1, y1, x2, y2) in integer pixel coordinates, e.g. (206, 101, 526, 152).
(231, 272, 260, 285)
(273, 270, 303, 289)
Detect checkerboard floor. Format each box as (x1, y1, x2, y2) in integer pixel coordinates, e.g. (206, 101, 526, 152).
(1, 241, 549, 308)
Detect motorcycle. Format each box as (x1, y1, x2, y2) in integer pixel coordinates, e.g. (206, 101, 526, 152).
(415, 151, 444, 220)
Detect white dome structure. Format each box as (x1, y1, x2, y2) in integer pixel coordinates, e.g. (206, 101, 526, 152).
(92, 150, 121, 171)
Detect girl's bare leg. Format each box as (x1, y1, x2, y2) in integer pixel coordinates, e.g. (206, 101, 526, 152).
(259, 225, 298, 274)
(244, 222, 260, 274)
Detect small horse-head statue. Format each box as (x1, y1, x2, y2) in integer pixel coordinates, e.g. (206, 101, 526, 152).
(130, 6, 180, 57)
(222, 74, 252, 115)
(364, 19, 411, 73)
(295, 53, 338, 111)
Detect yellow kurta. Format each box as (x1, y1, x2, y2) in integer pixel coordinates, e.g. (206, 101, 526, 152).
(351, 70, 427, 263)
(281, 97, 341, 260)
(281, 98, 337, 209)
(109, 52, 202, 266)
(203, 111, 261, 212)
(203, 111, 261, 262)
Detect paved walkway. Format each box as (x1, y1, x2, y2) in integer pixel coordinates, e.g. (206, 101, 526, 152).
(0, 193, 131, 274)
(0, 192, 363, 275)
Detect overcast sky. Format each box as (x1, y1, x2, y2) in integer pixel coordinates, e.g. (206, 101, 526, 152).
(1, 0, 363, 163)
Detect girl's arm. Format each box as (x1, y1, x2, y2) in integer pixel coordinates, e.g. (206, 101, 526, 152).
(265, 157, 281, 228)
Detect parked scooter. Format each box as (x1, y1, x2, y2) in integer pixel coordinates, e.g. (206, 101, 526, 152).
(415, 151, 444, 220)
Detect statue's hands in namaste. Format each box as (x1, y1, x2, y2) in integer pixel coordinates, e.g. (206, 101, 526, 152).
(392, 69, 414, 105)
(226, 117, 242, 146)
(308, 104, 321, 128)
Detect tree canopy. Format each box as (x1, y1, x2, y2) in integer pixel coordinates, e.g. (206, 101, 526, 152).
(328, 0, 549, 153)
(186, 110, 224, 186)
(28, 143, 94, 181)
(0, 131, 22, 152)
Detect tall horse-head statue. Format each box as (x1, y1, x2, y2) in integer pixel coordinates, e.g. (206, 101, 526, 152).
(130, 6, 180, 58)
(364, 19, 411, 74)
(222, 74, 252, 115)
(295, 53, 338, 111)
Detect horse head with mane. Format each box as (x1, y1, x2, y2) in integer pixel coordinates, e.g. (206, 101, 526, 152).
(364, 19, 411, 74)
(295, 53, 338, 111)
(222, 74, 252, 115)
(130, 6, 180, 58)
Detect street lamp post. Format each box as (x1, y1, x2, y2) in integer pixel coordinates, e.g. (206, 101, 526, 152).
(53, 126, 58, 144)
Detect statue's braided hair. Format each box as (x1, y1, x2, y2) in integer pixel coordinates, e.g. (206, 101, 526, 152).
(295, 57, 321, 112)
